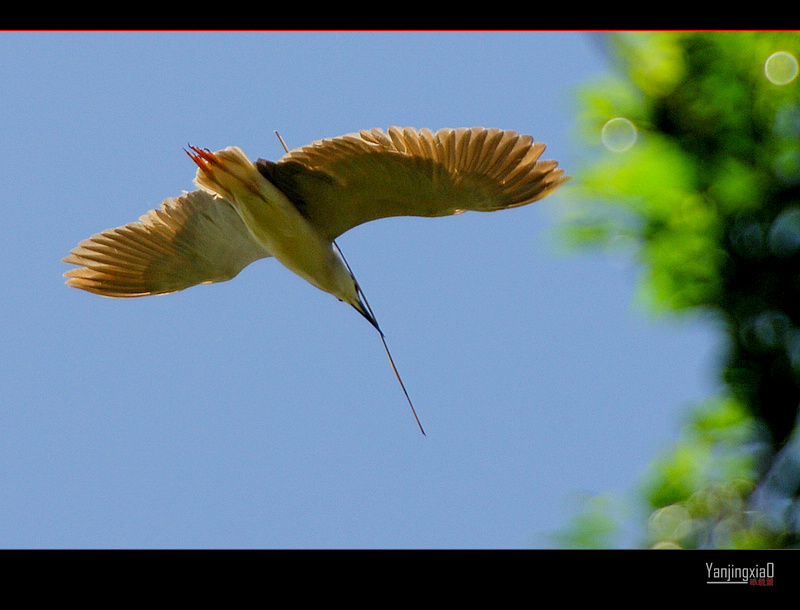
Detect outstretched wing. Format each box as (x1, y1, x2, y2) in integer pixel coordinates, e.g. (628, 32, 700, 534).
(63, 190, 270, 297)
(256, 126, 569, 241)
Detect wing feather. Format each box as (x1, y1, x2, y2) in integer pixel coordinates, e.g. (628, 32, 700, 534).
(256, 126, 569, 241)
(63, 190, 270, 297)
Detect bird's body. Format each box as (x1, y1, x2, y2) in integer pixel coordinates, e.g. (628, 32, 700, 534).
(188, 145, 370, 324)
(63, 126, 569, 433)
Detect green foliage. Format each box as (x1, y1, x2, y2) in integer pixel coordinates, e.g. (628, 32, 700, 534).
(557, 32, 800, 548)
(550, 494, 622, 549)
(642, 397, 765, 548)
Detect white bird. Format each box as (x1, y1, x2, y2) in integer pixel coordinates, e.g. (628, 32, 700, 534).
(63, 126, 569, 434)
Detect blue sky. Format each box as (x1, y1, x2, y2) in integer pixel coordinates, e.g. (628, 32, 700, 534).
(0, 31, 718, 548)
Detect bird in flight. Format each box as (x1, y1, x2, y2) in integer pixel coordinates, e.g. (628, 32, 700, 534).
(63, 126, 569, 434)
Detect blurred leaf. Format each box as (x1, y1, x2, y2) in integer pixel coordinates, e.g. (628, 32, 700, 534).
(555, 31, 800, 548)
(550, 494, 621, 549)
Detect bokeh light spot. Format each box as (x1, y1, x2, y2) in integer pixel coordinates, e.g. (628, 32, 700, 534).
(601, 117, 638, 152)
(768, 208, 800, 257)
(765, 51, 798, 85)
(648, 504, 692, 544)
